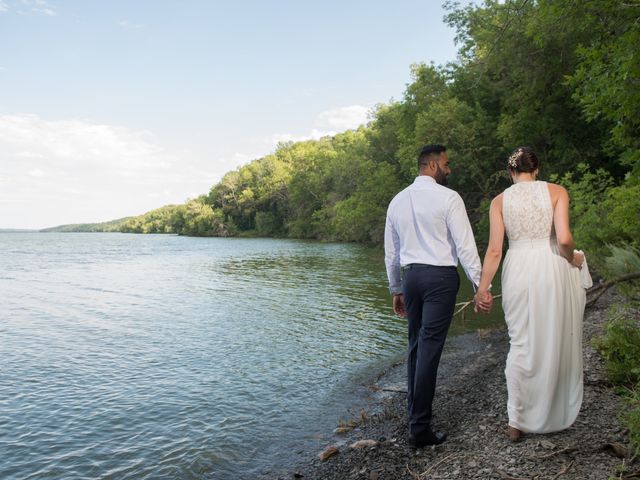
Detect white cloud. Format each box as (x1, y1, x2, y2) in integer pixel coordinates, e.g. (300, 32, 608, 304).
(119, 19, 145, 29)
(0, 1, 9, 13)
(266, 104, 370, 148)
(267, 129, 336, 146)
(0, 114, 221, 229)
(316, 105, 370, 130)
(17, 150, 44, 158)
(14, 0, 56, 16)
(220, 151, 255, 168)
(232, 152, 252, 163)
(0, 114, 166, 171)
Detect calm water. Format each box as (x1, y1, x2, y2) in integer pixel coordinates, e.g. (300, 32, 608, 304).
(0, 233, 502, 479)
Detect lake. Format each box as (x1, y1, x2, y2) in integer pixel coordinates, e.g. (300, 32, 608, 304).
(0, 233, 502, 479)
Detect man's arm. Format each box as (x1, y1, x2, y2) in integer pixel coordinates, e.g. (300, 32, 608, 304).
(385, 202, 407, 317)
(384, 206, 402, 296)
(446, 193, 482, 288)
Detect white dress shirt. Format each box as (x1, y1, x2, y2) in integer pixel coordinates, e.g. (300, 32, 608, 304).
(384, 175, 482, 294)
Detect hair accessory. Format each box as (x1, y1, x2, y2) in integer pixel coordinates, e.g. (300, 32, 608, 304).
(508, 149, 523, 168)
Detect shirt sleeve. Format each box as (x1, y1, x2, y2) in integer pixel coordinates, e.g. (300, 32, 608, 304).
(446, 193, 482, 288)
(384, 203, 403, 295)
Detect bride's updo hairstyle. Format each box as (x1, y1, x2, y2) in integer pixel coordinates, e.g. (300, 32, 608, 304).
(507, 146, 538, 173)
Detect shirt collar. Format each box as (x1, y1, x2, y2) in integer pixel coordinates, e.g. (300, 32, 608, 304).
(413, 175, 436, 185)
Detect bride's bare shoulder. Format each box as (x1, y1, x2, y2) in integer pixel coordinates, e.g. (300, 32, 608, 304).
(544, 183, 570, 209)
(491, 192, 504, 209)
(546, 182, 569, 199)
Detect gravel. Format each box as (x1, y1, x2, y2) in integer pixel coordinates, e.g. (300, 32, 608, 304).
(271, 289, 637, 480)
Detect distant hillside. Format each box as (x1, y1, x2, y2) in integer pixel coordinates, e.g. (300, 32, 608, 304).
(0, 229, 37, 233)
(40, 217, 132, 233)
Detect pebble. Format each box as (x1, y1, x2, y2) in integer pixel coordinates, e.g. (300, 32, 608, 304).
(318, 446, 339, 461)
(350, 440, 378, 449)
(540, 439, 556, 449)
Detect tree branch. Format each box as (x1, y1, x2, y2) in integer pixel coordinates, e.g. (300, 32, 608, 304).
(586, 272, 640, 306)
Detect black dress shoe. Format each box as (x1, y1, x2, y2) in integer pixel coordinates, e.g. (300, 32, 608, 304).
(409, 430, 447, 448)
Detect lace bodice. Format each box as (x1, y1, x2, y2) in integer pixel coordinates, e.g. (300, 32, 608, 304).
(503, 181, 554, 241)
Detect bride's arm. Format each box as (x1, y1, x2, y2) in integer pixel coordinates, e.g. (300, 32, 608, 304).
(478, 195, 505, 295)
(551, 184, 578, 264)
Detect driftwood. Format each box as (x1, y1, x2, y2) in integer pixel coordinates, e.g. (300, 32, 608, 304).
(586, 272, 640, 306)
(318, 445, 339, 461)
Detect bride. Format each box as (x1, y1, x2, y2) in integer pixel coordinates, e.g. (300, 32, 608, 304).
(474, 147, 588, 441)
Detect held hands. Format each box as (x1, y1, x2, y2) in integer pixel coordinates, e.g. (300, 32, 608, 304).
(474, 290, 493, 313)
(392, 293, 407, 318)
(395, 290, 493, 317)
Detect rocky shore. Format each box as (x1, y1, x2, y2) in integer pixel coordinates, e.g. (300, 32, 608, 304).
(278, 289, 635, 480)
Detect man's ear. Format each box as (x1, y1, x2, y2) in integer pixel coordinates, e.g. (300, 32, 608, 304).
(419, 156, 437, 174)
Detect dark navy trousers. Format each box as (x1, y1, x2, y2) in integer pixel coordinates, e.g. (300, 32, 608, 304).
(402, 264, 459, 439)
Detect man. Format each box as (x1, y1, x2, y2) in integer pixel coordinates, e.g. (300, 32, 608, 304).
(384, 144, 490, 448)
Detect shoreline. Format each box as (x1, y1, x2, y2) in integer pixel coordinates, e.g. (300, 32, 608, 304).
(273, 289, 632, 480)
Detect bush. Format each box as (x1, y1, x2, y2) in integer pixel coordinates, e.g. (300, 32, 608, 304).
(593, 302, 640, 458)
(593, 311, 640, 388)
(625, 389, 640, 457)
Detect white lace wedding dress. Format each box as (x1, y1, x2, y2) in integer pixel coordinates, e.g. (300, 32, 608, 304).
(501, 181, 585, 433)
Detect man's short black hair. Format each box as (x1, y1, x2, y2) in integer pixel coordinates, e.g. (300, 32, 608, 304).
(418, 144, 446, 168)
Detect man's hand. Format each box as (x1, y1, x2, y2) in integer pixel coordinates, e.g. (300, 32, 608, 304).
(474, 290, 493, 313)
(392, 293, 406, 318)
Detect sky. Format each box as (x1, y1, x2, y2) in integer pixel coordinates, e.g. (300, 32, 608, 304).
(0, 0, 463, 229)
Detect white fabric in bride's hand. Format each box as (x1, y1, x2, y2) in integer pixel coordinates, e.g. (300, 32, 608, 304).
(574, 249, 593, 289)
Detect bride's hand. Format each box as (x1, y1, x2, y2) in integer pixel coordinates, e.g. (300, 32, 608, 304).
(474, 290, 492, 313)
(571, 251, 584, 269)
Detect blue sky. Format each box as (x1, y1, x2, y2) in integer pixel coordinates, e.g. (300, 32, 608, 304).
(0, 0, 463, 229)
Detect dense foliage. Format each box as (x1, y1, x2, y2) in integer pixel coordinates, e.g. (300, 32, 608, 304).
(594, 310, 640, 388)
(73, 0, 638, 255)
